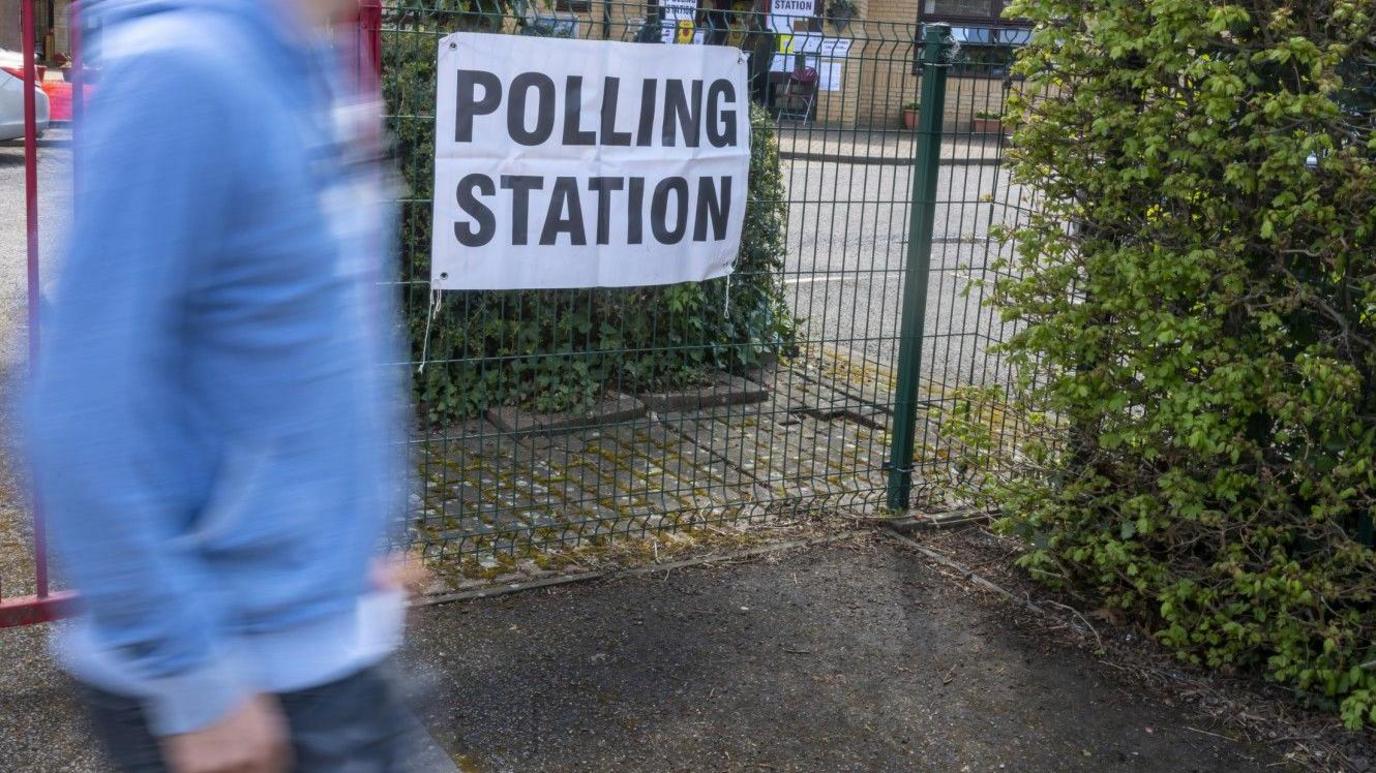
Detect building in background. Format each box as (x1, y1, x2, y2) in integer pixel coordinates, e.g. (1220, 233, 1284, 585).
(3, 0, 1028, 127)
(544, 0, 1031, 127)
(3, 0, 75, 63)
(851, 0, 1030, 127)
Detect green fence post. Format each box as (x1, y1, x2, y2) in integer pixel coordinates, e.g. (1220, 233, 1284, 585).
(887, 23, 953, 512)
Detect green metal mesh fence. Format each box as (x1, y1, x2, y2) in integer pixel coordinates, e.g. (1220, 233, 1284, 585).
(375, 3, 1033, 564)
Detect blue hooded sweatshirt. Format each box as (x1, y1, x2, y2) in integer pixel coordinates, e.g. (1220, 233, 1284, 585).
(25, 0, 407, 736)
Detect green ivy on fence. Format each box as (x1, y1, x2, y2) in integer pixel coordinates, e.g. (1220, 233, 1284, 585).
(381, 18, 795, 422)
(952, 0, 1376, 728)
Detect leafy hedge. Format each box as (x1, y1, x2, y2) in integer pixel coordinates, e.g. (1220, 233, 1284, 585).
(972, 0, 1376, 726)
(381, 21, 795, 422)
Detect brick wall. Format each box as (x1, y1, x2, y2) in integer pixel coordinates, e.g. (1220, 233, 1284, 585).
(2, 0, 73, 62)
(844, 0, 1014, 129)
(50, 0, 72, 59)
(2, 0, 24, 52)
(849, 0, 917, 127)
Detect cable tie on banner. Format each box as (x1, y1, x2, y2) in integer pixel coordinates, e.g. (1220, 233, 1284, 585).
(417, 289, 442, 374)
(723, 274, 732, 317)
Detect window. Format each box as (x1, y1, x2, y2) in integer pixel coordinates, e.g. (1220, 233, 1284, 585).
(916, 0, 1029, 78)
(952, 26, 1028, 76)
(924, 0, 990, 18)
(919, 0, 1003, 23)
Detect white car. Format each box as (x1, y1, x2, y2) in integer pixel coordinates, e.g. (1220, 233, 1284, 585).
(0, 48, 52, 141)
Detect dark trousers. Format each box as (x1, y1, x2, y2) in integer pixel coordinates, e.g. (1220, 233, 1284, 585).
(79, 664, 416, 772)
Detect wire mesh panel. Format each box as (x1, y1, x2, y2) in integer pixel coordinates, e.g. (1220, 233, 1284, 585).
(375, 3, 1030, 564)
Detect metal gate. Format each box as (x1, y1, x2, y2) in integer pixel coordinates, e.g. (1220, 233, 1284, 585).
(371, 4, 1034, 567)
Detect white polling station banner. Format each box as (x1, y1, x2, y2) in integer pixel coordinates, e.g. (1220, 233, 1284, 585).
(431, 33, 751, 290)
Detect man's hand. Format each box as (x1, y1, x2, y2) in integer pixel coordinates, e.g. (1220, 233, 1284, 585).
(371, 554, 431, 600)
(162, 694, 289, 773)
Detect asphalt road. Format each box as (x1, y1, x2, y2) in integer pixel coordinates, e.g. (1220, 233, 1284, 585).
(780, 152, 1029, 393)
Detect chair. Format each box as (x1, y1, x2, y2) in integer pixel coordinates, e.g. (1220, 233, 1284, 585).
(775, 58, 818, 123)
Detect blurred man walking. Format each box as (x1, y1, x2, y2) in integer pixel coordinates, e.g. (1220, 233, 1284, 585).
(24, 0, 413, 770)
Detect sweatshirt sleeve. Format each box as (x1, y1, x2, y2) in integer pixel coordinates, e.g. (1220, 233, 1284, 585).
(25, 47, 248, 736)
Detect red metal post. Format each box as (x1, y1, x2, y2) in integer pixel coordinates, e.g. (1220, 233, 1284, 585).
(0, 0, 79, 630)
(359, 0, 382, 90)
(71, 1, 84, 136)
(21, 0, 49, 603)
(22, 3, 39, 374)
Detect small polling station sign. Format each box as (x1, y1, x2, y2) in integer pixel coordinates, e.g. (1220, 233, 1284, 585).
(431, 33, 752, 290)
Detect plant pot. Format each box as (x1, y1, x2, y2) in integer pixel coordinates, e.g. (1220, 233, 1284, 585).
(903, 109, 919, 130)
(828, 9, 853, 31)
(972, 118, 1004, 135)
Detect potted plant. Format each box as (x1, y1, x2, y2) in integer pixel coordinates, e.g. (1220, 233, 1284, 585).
(826, 0, 857, 32)
(972, 109, 1005, 135)
(902, 100, 921, 130)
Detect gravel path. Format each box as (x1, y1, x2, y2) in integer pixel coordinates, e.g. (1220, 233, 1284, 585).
(0, 131, 95, 772)
(403, 538, 1281, 772)
(3, 534, 1287, 772)
(0, 129, 67, 593)
(1, 132, 71, 370)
